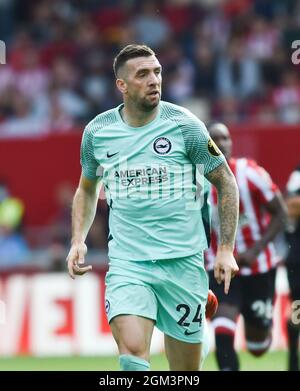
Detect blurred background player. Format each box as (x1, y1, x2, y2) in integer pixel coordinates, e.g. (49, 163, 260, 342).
(285, 164, 300, 371)
(205, 123, 287, 371)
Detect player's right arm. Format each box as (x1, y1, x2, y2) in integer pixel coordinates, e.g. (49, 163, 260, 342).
(67, 122, 101, 279)
(67, 174, 100, 279)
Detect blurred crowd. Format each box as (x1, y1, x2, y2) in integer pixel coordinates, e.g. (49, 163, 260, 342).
(1, 0, 300, 270)
(0, 0, 300, 139)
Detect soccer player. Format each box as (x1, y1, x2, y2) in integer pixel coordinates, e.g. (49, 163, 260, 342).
(66, 45, 239, 371)
(206, 123, 287, 371)
(285, 164, 300, 371)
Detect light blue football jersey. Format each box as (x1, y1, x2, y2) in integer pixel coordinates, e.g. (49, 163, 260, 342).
(80, 101, 224, 261)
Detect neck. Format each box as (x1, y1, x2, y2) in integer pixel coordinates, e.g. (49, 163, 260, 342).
(121, 100, 159, 127)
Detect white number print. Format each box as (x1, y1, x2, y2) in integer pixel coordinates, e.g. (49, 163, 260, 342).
(291, 300, 300, 325)
(251, 299, 273, 319)
(291, 40, 300, 65)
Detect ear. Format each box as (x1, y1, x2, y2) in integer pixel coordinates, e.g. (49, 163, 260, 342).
(116, 78, 127, 94)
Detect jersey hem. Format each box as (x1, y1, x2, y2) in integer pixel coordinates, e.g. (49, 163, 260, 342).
(109, 247, 206, 262)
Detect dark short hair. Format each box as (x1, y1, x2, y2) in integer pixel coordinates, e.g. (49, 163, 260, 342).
(113, 44, 155, 78)
(207, 121, 227, 134)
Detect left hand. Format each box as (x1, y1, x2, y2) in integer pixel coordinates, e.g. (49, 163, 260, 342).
(214, 248, 239, 295)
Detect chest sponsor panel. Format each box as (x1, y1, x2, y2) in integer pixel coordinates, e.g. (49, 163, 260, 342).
(115, 166, 168, 187)
(102, 163, 205, 207)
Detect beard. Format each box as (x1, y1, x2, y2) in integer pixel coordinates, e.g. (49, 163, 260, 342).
(139, 94, 160, 112)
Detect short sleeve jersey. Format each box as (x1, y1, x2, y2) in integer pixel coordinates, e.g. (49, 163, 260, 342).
(81, 101, 225, 261)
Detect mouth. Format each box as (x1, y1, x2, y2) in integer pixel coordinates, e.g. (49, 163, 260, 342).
(148, 91, 160, 97)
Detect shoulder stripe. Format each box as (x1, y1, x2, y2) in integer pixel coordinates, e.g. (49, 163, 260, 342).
(81, 109, 119, 180)
(246, 164, 276, 203)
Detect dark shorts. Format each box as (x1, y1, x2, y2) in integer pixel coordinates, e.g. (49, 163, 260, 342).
(286, 263, 300, 301)
(209, 268, 276, 330)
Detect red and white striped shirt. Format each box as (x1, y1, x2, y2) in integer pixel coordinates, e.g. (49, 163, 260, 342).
(205, 158, 279, 276)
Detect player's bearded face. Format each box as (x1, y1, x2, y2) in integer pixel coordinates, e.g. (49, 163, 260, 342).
(125, 56, 162, 111)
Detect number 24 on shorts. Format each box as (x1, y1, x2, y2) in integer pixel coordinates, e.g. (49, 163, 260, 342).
(176, 304, 202, 332)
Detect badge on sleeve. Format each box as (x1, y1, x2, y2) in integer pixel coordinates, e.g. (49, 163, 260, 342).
(208, 138, 221, 156)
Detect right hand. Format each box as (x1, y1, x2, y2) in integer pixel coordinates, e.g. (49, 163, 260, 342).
(66, 242, 92, 279)
(214, 248, 239, 294)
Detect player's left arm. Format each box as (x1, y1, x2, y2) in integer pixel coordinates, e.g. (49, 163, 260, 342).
(182, 114, 239, 293)
(205, 162, 239, 294)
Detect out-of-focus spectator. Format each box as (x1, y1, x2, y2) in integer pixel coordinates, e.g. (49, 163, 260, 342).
(193, 43, 217, 98)
(272, 69, 300, 124)
(216, 38, 261, 100)
(82, 52, 112, 117)
(246, 17, 281, 61)
(0, 67, 14, 95)
(47, 86, 74, 131)
(93, 1, 132, 45)
(0, 0, 15, 42)
(0, 88, 49, 137)
(0, 228, 29, 267)
(0, 181, 23, 230)
(131, 1, 171, 48)
(212, 95, 244, 123)
(162, 43, 194, 103)
(254, 0, 295, 21)
(11, 43, 50, 99)
(30, 1, 57, 44)
(163, 0, 195, 39)
(221, 0, 252, 18)
(49, 56, 89, 123)
(261, 47, 290, 88)
(0, 181, 29, 267)
(200, 8, 230, 51)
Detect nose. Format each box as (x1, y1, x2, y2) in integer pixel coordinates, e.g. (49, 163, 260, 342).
(148, 72, 160, 86)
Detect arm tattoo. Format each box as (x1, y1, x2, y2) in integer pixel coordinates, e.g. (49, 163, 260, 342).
(206, 162, 239, 249)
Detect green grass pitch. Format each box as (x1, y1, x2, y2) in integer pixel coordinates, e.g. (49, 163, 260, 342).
(0, 351, 289, 371)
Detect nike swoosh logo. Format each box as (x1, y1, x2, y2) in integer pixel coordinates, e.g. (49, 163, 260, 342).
(107, 152, 119, 158)
(184, 329, 200, 336)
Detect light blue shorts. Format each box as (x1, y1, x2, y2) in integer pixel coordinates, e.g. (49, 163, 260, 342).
(105, 252, 209, 343)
